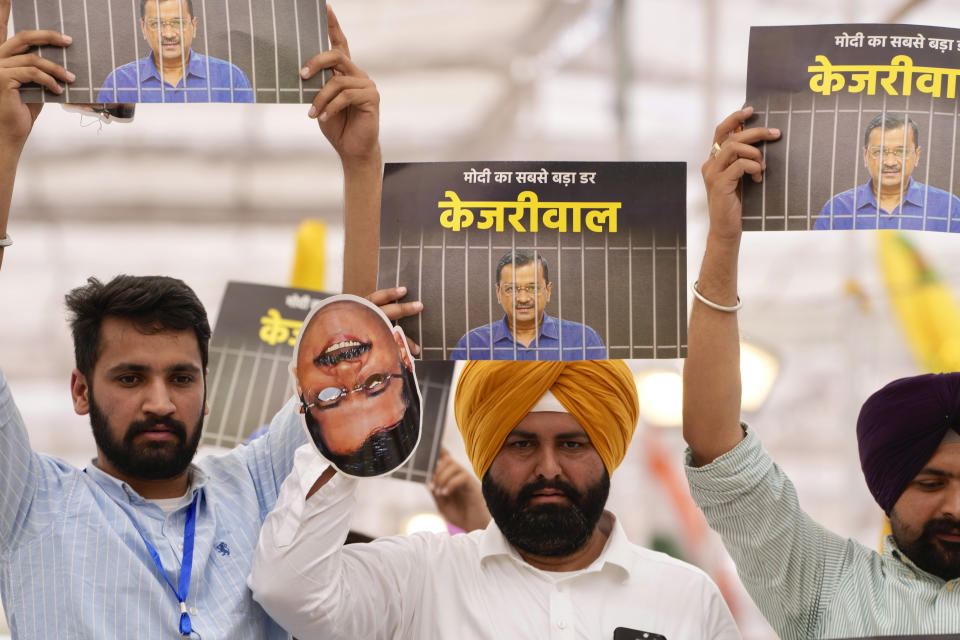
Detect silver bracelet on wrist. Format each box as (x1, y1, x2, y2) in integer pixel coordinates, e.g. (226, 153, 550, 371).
(691, 280, 741, 312)
(0, 234, 11, 248)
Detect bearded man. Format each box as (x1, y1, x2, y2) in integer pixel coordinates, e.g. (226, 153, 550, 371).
(685, 106, 960, 638)
(249, 360, 740, 639)
(0, 6, 403, 637)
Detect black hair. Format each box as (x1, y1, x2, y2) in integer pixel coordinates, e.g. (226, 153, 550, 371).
(495, 250, 550, 285)
(864, 112, 919, 148)
(139, 0, 194, 19)
(65, 275, 210, 378)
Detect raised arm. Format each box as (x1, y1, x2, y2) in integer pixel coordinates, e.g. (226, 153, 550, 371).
(428, 447, 491, 532)
(682, 107, 780, 465)
(0, 0, 74, 272)
(0, 2, 75, 547)
(300, 5, 381, 296)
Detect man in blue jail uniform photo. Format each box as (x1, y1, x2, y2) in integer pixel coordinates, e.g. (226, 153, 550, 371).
(97, 0, 253, 103)
(814, 112, 960, 232)
(449, 249, 608, 361)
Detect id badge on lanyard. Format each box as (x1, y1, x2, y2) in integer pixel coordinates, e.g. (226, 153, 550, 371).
(133, 492, 201, 637)
(83, 468, 202, 637)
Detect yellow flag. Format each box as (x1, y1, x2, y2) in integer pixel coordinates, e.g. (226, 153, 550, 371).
(289, 220, 326, 290)
(878, 230, 960, 372)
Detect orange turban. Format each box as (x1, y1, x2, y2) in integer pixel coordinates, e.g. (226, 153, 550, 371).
(454, 360, 639, 478)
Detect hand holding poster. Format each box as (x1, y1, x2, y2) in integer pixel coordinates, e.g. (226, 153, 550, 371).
(377, 162, 687, 361)
(12, 0, 328, 103)
(742, 24, 960, 232)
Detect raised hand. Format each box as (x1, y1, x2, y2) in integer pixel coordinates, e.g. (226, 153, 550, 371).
(300, 4, 379, 163)
(700, 106, 780, 243)
(0, 0, 74, 148)
(428, 448, 491, 532)
(365, 286, 423, 356)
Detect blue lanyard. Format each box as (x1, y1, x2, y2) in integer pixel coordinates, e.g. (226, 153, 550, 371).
(133, 492, 200, 637)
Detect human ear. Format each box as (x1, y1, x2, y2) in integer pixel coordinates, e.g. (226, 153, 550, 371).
(393, 327, 414, 370)
(71, 369, 90, 416)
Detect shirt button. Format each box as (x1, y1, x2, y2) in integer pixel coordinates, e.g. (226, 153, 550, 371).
(189, 606, 198, 615)
(557, 620, 566, 630)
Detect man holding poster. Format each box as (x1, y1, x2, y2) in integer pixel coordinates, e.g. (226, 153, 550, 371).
(0, 5, 409, 638)
(815, 112, 960, 231)
(686, 106, 960, 638)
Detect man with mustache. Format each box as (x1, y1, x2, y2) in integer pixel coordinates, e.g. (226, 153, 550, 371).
(0, 6, 420, 637)
(449, 249, 607, 360)
(685, 106, 960, 638)
(293, 297, 421, 477)
(250, 360, 739, 639)
(814, 112, 960, 231)
(97, 0, 254, 103)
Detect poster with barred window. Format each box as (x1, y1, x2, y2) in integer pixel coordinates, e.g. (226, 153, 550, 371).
(377, 161, 687, 361)
(12, 0, 328, 103)
(742, 24, 960, 232)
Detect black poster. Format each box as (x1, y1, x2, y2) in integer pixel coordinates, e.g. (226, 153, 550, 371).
(377, 161, 687, 361)
(12, 0, 328, 103)
(743, 24, 960, 233)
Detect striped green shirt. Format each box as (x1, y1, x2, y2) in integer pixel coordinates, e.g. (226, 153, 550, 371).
(685, 427, 960, 639)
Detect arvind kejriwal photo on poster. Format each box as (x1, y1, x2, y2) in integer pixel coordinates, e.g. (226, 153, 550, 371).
(377, 161, 687, 361)
(13, 0, 328, 103)
(742, 23, 960, 233)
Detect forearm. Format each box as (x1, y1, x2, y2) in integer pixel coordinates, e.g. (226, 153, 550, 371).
(0, 368, 41, 550)
(340, 146, 382, 296)
(242, 395, 308, 501)
(0, 142, 25, 271)
(682, 231, 744, 465)
(686, 431, 847, 640)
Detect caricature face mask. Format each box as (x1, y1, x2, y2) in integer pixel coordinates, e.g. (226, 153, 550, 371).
(291, 294, 422, 477)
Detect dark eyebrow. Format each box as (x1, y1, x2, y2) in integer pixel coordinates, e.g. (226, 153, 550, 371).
(168, 363, 203, 375)
(105, 362, 201, 376)
(506, 430, 589, 440)
(506, 430, 538, 439)
(915, 468, 959, 480)
(105, 363, 149, 376)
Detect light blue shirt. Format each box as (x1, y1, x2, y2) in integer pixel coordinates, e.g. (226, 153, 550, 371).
(0, 368, 306, 639)
(96, 51, 254, 103)
(449, 312, 607, 360)
(814, 179, 960, 232)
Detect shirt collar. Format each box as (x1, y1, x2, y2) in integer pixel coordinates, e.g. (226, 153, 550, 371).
(138, 49, 204, 82)
(84, 461, 207, 510)
(855, 179, 921, 211)
(882, 533, 957, 584)
(494, 311, 558, 343)
(902, 178, 925, 207)
(478, 511, 633, 581)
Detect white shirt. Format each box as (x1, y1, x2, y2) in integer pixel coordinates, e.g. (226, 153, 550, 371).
(249, 445, 741, 640)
